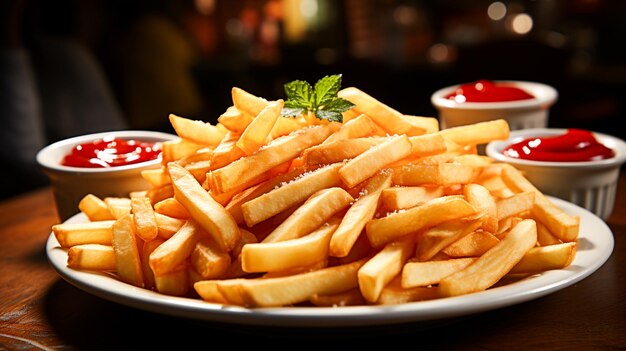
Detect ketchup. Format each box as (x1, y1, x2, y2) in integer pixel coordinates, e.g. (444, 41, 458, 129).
(502, 129, 615, 162)
(61, 136, 161, 168)
(446, 80, 535, 103)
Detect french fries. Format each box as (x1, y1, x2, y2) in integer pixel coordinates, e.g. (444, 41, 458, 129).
(52, 81, 579, 308)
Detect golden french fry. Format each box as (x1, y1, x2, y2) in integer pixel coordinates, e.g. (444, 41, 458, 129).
(78, 194, 114, 221)
(191, 238, 231, 279)
(330, 171, 392, 257)
(509, 242, 576, 274)
(414, 217, 484, 261)
(149, 219, 203, 276)
(161, 138, 207, 165)
(536, 221, 562, 246)
(407, 133, 447, 156)
(324, 114, 385, 143)
(269, 116, 307, 139)
(500, 164, 579, 242)
(442, 231, 500, 257)
(401, 115, 439, 134)
(236, 99, 284, 154)
(310, 288, 366, 307)
(232, 87, 269, 116)
(140, 238, 164, 291)
(184, 160, 212, 184)
(175, 147, 214, 167)
(154, 265, 189, 296)
(366, 196, 477, 248)
(155, 213, 185, 239)
(376, 278, 439, 305)
(168, 163, 240, 252)
(358, 237, 414, 303)
(67, 244, 116, 271)
(194, 280, 229, 304)
(241, 218, 339, 273)
(146, 184, 174, 205)
(262, 187, 354, 243)
(154, 198, 190, 219)
(464, 184, 498, 233)
(210, 124, 333, 193)
(402, 257, 476, 288)
(392, 163, 475, 186)
(438, 119, 510, 146)
(141, 168, 171, 188)
(111, 215, 144, 287)
(439, 219, 537, 297)
(169, 114, 225, 146)
(339, 135, 412, 188)
(218, 106, 253, 133)
(380, 186, 444, 211)
(131, 197, 158, 241)
(303, 137, 383, 165)
(52, 220, 115, 248)
(496, 191, 535, 221)
(242, 163, 342, 227)
(338, 87, 425, 136)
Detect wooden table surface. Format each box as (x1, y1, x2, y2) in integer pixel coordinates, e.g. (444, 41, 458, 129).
(1, 173, 625, 350)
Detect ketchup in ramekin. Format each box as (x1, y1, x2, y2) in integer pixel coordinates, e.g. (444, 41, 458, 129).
(446, 80, 535, 103)
(502, 129, 615, 162)
(61, 136, 162, 168)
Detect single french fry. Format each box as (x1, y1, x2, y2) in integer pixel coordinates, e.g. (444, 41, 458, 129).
(231, 87, 269, 116)
(310, 288, 366, 307)
(438, 119, 510, 146)
(141, 168, 171, 188)
(358, 237, 414, 303)
(464, 184, 498, 233)
(443, 231, 500, 257)
(175, 147, 214, 167)
(376, 278, 439, 305)
(111, 215, 144, 287)
(242, 163, 342, 227)
(225, 228, 258, 278)
(401, 115, 439, 134)
(402, 257, 476, 288)
(261, 259, 329, 279)
(108, 204, 131, 219)
(194, 280, 229, 304)
(242, 218, 339, 273)
(392, 163, 475, 186)
(67, 244, 116, 271)
(380, 186, 444, 211)
(270, 116, 307, 139)
(324, 114, 384, 143)
(218, 106, 253, 133)
(303, 137, 383, 165)
(262, 187, 354, 243)
(154, 264, 189, 296)
(366, 196, 477, 248)
(140, 238, 164, 291)
(149, 219, 203, 276)
(161, 138, 207, 164)
(169, 114, 225, 146)
(536, 221, 562, 246)
(78, 194, 114, 221)
(52, 220, 115, 248)
(104, 197, 131, 208)
(414, 217, 484, 261)
(330, 171, 392, 257)
(146, 184, 174, 205)
(509, 242, 576, 274)
(210, 124, 333, 193)
(439, 219, 537, 297)
(237, 258, 367, 307)
(338, 87, 425, 136)
(131, 197, 158, 241)
(339, 135, 412, 188)
(236, 99, 284, 154)
(155, 213, 185, 239)
(500, 164, 579, 242)
(184, 160, 212, 184)
(496, 191, 535, 221)
(407, 133, 447, 156)
(191, 238, 231, 279)
(169, 163, 240, 252)
(154, 198, 190, 219)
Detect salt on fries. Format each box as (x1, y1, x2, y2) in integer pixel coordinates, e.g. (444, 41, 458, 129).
(51, 84, 579, 308)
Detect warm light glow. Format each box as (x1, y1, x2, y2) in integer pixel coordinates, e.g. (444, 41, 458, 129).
(300, 0, 318, 18)
(487, 2, 506, 21)
(511, 13, 533, 34)
(194, 0, 215, 15)
(393, 5, 418, 26)
(454, 95, 467, 103)
(429, 43, 449, 63)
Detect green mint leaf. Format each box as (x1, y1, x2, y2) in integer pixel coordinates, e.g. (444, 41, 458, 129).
(314, 74, 342, 106)
(321, 97, 355, 113)
(284, 80, 314, 109)
(284, 99, 308, 109)
(280, 107, 305, 117)
(315, 109, 344, 123)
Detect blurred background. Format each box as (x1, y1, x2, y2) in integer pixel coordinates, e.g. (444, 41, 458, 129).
(1, 0, 625, 199)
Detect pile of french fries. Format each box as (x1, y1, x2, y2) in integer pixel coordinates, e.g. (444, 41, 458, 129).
(52, 85, 579, 307)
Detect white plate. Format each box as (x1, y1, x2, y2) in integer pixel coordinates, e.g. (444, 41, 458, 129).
(46, 196, 614, 327)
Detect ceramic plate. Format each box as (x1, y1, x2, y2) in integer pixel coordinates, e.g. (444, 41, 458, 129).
(46, 196, 614, 327)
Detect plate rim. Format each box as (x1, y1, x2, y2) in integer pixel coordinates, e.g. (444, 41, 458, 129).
(45, 196, 614, 327)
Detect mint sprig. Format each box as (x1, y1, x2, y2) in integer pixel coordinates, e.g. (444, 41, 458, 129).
(280, 74, 355, 122)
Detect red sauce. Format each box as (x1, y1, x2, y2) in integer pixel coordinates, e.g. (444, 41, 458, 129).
(446, 80, 535, 103)
(61, 136, 161, 168)
(502, 129, 615, 162)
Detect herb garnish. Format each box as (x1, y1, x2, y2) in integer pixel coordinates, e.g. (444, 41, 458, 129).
(280, 74, 355, 123)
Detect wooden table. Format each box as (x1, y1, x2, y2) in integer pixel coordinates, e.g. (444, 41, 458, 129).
(1, 173, 625, 350)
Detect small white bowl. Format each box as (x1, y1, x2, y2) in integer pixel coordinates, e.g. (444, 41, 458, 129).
(486, 128, 626, 220)
(431, 80, 558, 130)
(37, 130, 177, 221)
